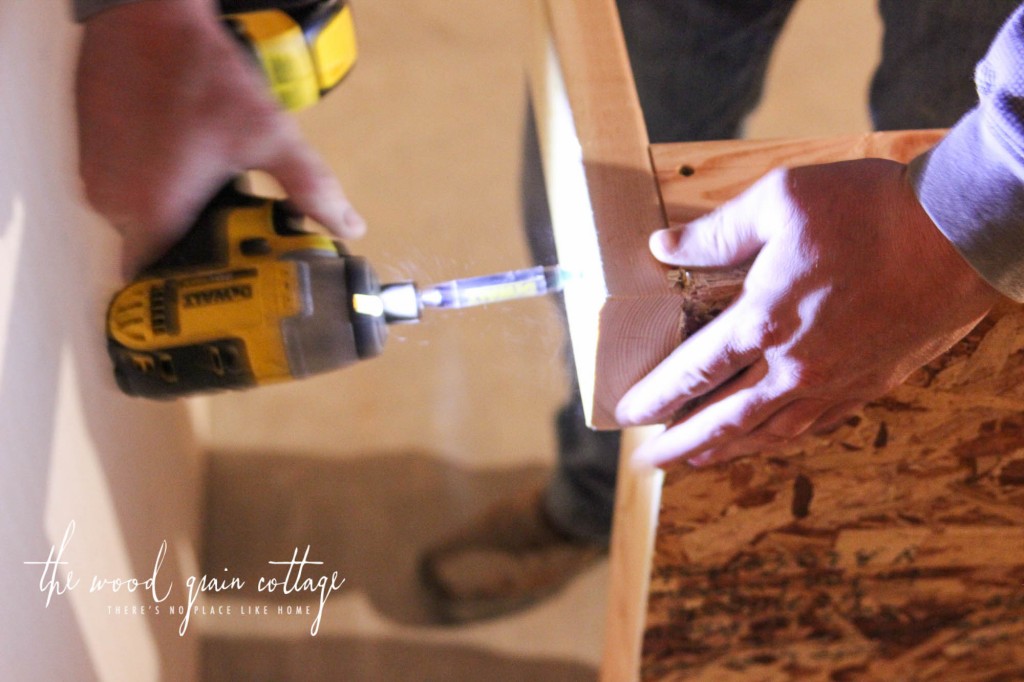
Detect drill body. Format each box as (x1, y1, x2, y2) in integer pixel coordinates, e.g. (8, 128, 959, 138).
(107, 0, 412, 399)
(107, 186, 389, 399)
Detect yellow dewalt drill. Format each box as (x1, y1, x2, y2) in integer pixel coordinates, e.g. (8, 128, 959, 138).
(105, 0, 406, 398)
(106, 0, 573, 399)
(104, 181, 567, 399)
(106, 183, 422, 398)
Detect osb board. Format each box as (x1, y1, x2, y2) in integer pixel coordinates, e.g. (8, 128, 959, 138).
(641, 135, 1024, 680)
(643, 305, 1024, 681)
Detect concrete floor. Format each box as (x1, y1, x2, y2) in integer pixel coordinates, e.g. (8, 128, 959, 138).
(196, 1, 880, 679)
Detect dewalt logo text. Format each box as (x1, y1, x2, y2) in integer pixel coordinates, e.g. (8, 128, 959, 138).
(182, 284, 254, 308)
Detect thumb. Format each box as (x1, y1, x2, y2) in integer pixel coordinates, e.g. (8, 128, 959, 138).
(650, 173, 776, 267)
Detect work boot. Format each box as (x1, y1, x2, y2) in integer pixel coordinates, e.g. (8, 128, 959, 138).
(419, 487, 606, 624)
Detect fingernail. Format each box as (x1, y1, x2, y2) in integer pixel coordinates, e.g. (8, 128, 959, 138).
(629, 449, 657, 471)
(615, 395, 641, 426)
(687, 451, 715, 468)
(316, 189, 365, 239)
(649, 227, 680, 260)
(342, 208, 366, 238)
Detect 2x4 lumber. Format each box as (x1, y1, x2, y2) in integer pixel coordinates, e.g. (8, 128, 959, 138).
(528, 0, 670, 431)
(527, 3, 667, 679)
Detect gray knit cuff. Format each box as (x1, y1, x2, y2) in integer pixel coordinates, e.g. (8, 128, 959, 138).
(909, 108, 1024, 302)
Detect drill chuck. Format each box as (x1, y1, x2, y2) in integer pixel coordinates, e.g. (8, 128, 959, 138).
(378, 282, 422, 323)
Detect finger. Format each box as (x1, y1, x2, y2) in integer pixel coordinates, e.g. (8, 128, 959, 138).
(688, 398, 833, 467)
(214, 40, 367, 239)
(650, 171, 780, 267)
(754, 397, 833, 443)
(629, 368, 779, 467)
(809, 401, 864, 435)
(616, 301, 763, 426)
(259, 134, 366, 240)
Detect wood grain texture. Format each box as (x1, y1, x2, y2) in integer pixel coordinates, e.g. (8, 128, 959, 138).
(654, 131, 945, 223)
(603, 426, 665, 682)
(528, 2, 665, 678)
(528, 0, 669, 431)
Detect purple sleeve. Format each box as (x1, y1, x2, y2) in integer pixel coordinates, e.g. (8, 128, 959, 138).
(909, 4, 1024, 301)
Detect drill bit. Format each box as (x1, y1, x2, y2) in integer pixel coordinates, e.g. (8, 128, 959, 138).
(367, 265, 578, 323)
(418, 265, 576, 309)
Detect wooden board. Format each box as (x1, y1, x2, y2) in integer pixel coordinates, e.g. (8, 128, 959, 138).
(654, 131, 945, 222)
(527, 3, 668, 679)
(528, 0, 671, 432)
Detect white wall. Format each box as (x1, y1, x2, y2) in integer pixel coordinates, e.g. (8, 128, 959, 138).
(0, 4, 200, 680)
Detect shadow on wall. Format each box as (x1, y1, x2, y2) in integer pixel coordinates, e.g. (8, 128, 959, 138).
(203, 451, 550, 626)
(202, 451, 598, 680)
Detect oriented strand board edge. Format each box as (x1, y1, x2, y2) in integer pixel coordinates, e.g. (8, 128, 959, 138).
(602, 425, 665, 682)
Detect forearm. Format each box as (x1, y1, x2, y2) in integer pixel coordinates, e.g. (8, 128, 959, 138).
(909, 3, 1024, 301)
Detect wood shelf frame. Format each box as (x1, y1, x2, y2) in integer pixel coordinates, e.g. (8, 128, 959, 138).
(529, 1, 1024, 680)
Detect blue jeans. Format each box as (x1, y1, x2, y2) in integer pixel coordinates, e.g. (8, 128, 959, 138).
(531, 0, 1021, 544)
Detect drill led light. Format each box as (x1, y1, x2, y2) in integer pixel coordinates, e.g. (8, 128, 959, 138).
(352, 293, 384, 317)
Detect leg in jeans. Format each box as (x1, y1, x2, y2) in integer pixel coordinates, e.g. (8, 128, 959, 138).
(521, 107, 623, 544)
(421, 2, 800, 621)
(871, 0, 1018, 130)
(619, 0, 798, 143)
